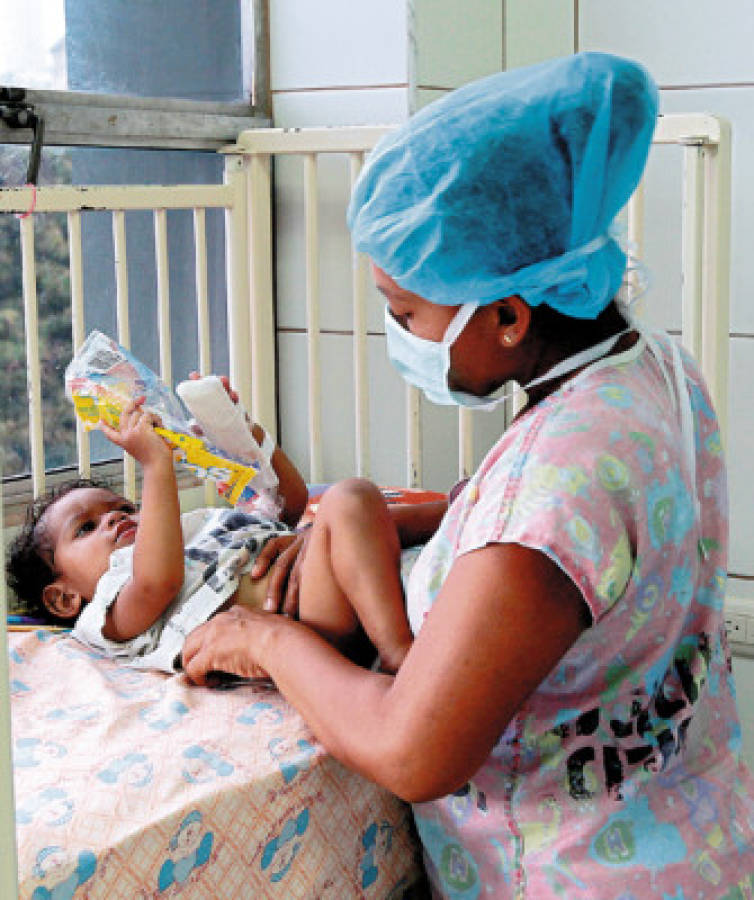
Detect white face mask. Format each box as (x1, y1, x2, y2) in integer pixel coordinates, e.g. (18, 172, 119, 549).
(383, 302, 479, 405)
(384, 301, 628, 410)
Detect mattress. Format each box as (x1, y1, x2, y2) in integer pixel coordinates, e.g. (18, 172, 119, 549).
(9, 628, 423, 899)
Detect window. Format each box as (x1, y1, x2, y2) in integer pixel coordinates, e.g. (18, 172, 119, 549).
(1, 1, 269, 485)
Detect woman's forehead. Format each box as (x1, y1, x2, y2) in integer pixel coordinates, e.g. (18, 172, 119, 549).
(372, 265, 438, 310)
(372, 264, 412, 300)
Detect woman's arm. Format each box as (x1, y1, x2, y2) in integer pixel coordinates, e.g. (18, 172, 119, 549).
(183, 540, 588, 802)
(389, 499, 447, 547)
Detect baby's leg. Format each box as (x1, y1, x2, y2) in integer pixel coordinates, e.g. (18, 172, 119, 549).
(298, 478, 414, 673)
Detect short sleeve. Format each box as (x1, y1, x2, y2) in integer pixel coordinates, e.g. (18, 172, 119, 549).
(71, 547, 157, 659)
(457, 399, 638, 622)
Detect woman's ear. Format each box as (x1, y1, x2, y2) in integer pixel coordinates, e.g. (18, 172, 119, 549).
(496, 295, 531, 348)
(41, 581, 84, 621)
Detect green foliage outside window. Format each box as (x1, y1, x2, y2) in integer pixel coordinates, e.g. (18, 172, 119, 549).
(1, 147, 77, 477)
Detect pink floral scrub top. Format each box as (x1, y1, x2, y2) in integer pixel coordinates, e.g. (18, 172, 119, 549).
(406, 333, 754, 899)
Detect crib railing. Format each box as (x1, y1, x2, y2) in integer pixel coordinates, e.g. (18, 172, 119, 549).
(0, 114, 732, 503)
(224, 113, 732, 487)
(0, 112, 734, 900)
(0, 165, 277, 503)
(631, 113, 731, 443)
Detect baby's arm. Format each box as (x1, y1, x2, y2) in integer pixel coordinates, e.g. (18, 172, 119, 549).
(98, 400, 184, 641)
(186, 374, 308, 527)
(247, 420, 308, 527)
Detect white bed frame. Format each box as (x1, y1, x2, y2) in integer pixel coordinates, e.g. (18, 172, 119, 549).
(0, 114, 732, 897)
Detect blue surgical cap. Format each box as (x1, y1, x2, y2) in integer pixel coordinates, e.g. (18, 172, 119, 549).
(347, 52, 658, 319)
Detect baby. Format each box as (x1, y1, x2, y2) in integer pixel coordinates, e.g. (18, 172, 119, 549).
(7, 396, 418, 675)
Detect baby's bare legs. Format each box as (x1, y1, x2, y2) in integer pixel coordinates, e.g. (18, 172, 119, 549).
(298, 478, 414, 673)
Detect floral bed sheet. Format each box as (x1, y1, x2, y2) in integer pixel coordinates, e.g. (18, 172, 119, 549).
(9, 629, 422, 899)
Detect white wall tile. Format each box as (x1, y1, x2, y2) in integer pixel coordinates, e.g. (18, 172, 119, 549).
(726, 337, 754, 576)
(631, 139, 684, 333)
(276, 332, 410, 486)
(414, 0, 503, 89)
(578, 0, 754, 86)
(277, 331, 508, 492)
(270, 0, 409, 91)
(415, 87, 451, 110)
(278, 331, 356, 483)
(272, 88, 409, 128)
(505, 0, 574, 71)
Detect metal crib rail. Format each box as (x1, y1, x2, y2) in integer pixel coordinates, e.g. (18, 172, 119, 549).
(225, 114, 732, 486)
(0, 174, 276, 502)
(0, 112, 734, 898)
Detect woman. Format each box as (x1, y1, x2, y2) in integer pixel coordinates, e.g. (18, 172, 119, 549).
(183, 53, 754, 897)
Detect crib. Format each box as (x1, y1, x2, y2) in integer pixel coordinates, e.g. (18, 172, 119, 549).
(0, 114, 732, 897)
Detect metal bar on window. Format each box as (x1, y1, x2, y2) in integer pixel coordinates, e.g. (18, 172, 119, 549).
(0, 90, 268, 151)
(112, 209, 136, 499)
(68, 209, 90, 477)
(250, 0, 272, 119)
(350, 152, 370, 478)
(20, 216, 45, 498)
(304, 152, 323, 483)
(154, 208, 172, 385)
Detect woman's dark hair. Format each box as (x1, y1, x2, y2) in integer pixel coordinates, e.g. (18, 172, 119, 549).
(527, 298, 629, 356)
(6, 476, 114, 623)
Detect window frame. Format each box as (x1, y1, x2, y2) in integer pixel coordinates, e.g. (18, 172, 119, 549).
(0, 0, 271, 151)
(0, 0, 271, 511)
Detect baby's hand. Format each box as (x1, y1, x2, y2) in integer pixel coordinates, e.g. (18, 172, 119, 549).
(186, 372, 251, 435)
(99, 398, 173, 467)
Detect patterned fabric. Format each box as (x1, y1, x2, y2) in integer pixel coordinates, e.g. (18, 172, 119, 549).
(73, 508, 288, 672)
(9, 629, 423, 899)
(406, 333, 754, 898)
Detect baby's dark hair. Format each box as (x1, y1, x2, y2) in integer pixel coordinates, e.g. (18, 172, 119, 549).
(6, 476, 114, 623)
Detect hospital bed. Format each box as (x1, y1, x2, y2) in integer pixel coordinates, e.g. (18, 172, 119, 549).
(0, 115, 732, 897)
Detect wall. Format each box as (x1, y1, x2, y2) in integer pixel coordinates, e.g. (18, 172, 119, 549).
(268, 1, 754, 767)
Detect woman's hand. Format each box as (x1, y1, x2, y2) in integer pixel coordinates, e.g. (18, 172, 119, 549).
(251, 527, 313, 616)
(182, 606, 277, 686)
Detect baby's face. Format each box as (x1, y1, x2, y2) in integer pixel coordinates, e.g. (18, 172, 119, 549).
(40, 487, 139, 601)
